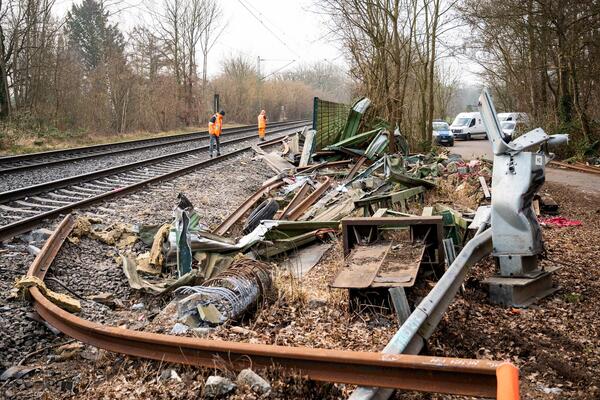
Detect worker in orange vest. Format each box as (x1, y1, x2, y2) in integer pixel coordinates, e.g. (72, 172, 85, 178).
(208, 110, 225, 158)
(258, 109, 267, 141)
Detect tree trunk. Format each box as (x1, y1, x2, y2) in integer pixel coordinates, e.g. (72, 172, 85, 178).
(0, 24, 10, 119)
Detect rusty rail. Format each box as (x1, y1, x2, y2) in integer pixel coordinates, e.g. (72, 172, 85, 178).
(26, 215, 515, 398)
(212, 179, 284, 236)
(286, 177, 333, 220)
(550, 160, 600, 175)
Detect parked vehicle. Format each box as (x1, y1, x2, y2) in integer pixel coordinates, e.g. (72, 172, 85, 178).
(497, 112, 529, 124)
(501, 120, 527, 140)
(501, 121, 517, 138)
(449, 112, 486, 140)
(432, 121, 454, 146)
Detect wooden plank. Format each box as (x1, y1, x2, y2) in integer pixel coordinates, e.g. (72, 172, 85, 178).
(373, 208, 388, 218)
(421, 207, 434, 216)
(299, 129, 315, 167)
(479, 176, 491, 200)
(331, 242, 391, 289)
(532, 200, 541, 217)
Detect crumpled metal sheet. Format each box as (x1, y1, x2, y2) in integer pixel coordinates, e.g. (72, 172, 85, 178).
(166, 220, 281, 257)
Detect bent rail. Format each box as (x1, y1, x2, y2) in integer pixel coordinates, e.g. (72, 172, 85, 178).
(25, 215, 514, 398)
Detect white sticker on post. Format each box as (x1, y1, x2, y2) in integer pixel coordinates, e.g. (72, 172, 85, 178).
(535, 155, 543, 166)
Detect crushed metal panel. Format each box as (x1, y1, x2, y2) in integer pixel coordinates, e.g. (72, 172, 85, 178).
(282, 242, 332, 278)
(331, 242, 391, 289)
(371, 242, 426, 288)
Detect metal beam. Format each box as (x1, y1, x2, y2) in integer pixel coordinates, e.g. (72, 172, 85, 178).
(26, 216, 509, 398)
(350, 228, 494, 400)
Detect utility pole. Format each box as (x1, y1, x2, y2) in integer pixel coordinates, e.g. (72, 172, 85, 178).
(256, 56, 262, 111)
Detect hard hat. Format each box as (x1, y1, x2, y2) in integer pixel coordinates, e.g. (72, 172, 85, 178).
(219, 110, 225, 116)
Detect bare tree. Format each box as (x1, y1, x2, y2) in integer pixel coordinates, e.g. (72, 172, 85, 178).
(461, 0, 600, 152)
(199, 0, 225, 115)
(321, 0, 455, 149)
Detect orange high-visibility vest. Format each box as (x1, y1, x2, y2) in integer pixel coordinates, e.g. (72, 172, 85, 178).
(208, 113, 223, 136)
(214, 113, 223, 136)
(258, 113, 267, 129)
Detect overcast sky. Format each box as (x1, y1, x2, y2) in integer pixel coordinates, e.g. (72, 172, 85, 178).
(54, 0, 481, 84)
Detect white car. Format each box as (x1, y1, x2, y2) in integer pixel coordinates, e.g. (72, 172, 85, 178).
(501, 121, 517, 139)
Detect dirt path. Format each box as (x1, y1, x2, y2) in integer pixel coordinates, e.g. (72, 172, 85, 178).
(451, 139, 600, 195)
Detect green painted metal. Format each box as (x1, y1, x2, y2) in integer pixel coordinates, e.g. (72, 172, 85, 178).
(324, 128, 380, 151)
(340, 97, 371, 142)
(265, 220, 340, 240)
(355, 186, 425, 208)
(312, 97, 350, 150)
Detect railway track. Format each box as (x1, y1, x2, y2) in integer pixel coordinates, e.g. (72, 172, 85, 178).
(0, 123, 306, 241)
(24, 214, 510, 398)
(0, 120, 307, 173)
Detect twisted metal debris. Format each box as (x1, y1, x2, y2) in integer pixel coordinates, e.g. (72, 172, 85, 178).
(175, 259, 272, 324)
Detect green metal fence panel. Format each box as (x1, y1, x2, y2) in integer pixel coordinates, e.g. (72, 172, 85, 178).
(312, 97, 351, 150)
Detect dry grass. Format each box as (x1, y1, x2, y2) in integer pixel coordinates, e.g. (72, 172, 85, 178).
(0, 123, 243, 156)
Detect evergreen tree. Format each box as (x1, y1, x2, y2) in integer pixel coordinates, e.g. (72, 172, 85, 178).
(65, 0, 124, 70)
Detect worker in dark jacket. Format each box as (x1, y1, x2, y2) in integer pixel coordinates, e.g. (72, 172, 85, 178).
(208, 110, 225, 157)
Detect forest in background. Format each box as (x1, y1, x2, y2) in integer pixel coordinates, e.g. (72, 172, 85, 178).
(1, 0, 599, 156)
(0, 0, 349, 151)
(322, 0, 600, 155)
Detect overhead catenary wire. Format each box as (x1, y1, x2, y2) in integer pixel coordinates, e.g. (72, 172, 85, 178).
(236, 0, 302, 59)
(233, 0, 346, 77)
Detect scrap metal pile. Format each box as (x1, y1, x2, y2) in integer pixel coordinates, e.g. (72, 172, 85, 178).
(18, 92, 580, 398)
(93, 96, 507, 335)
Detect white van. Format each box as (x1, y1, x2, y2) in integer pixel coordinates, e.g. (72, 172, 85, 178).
(449, 112, 486, 140)
(497, 112, 529, 124)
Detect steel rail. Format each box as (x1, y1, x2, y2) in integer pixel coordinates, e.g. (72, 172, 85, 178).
(0, 130, 299, 242)
(550, 160, 600, 175)
(0, 123, 306, 204)
(212, 179, 285, 236)
(26, 215, 506, 398)
(0, 120, 308, 173)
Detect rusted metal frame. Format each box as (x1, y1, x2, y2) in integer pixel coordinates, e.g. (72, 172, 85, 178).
(342, 216, 444, 261)
(27, 215, 506, 398)
(286, 177, 333, 221)
(0, 131, 299, 242)
(279, 182, 311, 220)
(350, 229, 497, 400)
(345, 156, 367, 182)
(212, 180, 284, 236)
